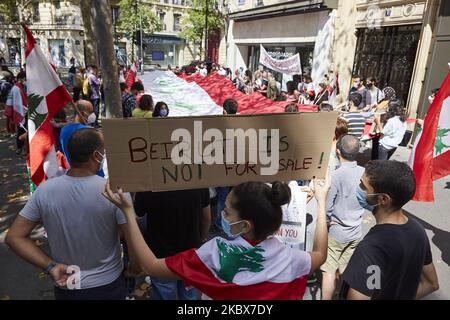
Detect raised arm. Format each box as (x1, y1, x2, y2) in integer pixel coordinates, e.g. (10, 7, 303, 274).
(102, 182, 179, 280)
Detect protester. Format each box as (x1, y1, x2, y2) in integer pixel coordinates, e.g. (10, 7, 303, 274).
(5, 71, 27, 155)
(120, 82, 136, 118)
(153, 101, 169, 118)
(0, 72, 13, 113)
(51, 108, 68, 152)
(73, 67, 84, 102)
(223, 98, 238, 115)
(60, 100, 96, 166)
(132, 94, 154, 118)
(366, 77, 385, 108)
(266, 74, 279, 101)
(87, 66, 101, 126)
(321, 135, 365, 300)
(341, 161, 439, 300)
(133, 188, 211, 300)
(314, 83, 330, 106)
(285, 103, 299, 113)
(6, 128, 138, 300)
(428, 88, 440, 105)
(328, 118, 349, 171)
(130, 81, 145, 105)
(304, 75, 315, 102)
(374, 100, 407, 160)
(285, 81, 300, 103)
(342, 93, 367, 139)
(349, 75, 369, 110)
(102, 178, 330, 300)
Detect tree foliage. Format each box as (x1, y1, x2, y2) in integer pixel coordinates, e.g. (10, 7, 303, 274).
(117, 0, 163, 36)
(179, 0, 224, 45)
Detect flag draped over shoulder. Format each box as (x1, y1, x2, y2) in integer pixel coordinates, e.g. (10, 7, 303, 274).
(165, 236, 310, 300)
(409, 72, 450, 202)
(125, 62, 137, 90)
(23, 24, 72, 186)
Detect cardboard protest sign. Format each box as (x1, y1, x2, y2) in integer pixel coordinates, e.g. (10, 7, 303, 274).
(275, 182, 308, 251)
(102, 112, 338, 192)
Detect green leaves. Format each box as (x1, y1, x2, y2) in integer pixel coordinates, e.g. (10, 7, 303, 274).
(117, 0, 163, 35)
(179, 0, 224, 45)
(27, 93, 47, 129)
(214, 239, 266, 283)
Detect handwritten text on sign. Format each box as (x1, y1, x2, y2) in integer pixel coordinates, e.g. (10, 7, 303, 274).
(102, 112, 338, 192)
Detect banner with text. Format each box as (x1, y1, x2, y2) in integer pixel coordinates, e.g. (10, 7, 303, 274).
(259, 45, 302, 76)
(102, 112, 337, 192)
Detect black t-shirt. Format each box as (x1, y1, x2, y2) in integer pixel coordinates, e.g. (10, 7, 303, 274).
(134, 189, 210, 258)
(341, 216, 432, 300)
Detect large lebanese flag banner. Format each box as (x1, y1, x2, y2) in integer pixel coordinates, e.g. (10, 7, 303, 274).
(140, 70, 317, 115)
(409, 72, 450, 202)
(23, 25, 72, 186)
(165, 236, 310, 300)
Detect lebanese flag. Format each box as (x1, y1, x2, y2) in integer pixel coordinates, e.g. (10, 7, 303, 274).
(165, 236, 310, 300)
(4, 82, 27, 127)
(409, 72, 450, 202)
(180, 72, 318, 114)
(125, 62, 138, 90)
(23, 24, 72, 186)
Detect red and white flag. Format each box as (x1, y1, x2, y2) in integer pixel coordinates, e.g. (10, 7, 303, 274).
(125, 62, 138, 90)
(409, 72, 450, 202)
(165, 236, 310, 300)
(23, 24, 72, 186)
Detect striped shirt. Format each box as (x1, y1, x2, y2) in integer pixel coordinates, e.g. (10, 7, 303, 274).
(343, 112, 366, 138)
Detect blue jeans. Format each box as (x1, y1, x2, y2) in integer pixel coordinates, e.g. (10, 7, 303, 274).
(151, 277, 198, 300)
(91, 98, 100, 124)
(215, 187, 230, 229)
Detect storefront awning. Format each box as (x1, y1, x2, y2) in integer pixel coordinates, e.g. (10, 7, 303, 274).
(229, 0, 338, 22)
(143, 35, 184, 45)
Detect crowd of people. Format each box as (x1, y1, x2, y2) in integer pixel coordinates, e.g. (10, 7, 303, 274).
(0, 60, 441, 301)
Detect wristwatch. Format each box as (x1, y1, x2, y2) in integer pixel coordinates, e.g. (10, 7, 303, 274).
(43, 261, 57, 275)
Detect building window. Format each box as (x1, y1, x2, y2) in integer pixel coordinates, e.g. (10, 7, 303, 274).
(173, 13, 181, 32)
(11, 7, 20, 23)
(32, 2, 40, 23)
(237, 0, 245, 6)
(158, 11, 166, 30)
(161, 0, 169, 4)
(172, 0, 179, 5)
(54, 1, 61, 10)
(254, 0, 263, 7)
(111, 7, 120, 24)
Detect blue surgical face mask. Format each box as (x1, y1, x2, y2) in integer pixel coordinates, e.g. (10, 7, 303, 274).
(221, 211, 245, 239)
(356, 185, 380, 212)
(159, 109, 168, 117)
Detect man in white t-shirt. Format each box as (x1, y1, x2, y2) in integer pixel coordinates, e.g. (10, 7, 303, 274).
(6, 128, 137, 300)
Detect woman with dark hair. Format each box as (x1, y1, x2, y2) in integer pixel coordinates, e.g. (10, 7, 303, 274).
(374, 100, 407, 160)
(313, 83, 329, 106)
(285, 81, 300, 103)
(103, 179, 330, 300)
(153, 101, 169, 118)
(132, 94, 154, 118)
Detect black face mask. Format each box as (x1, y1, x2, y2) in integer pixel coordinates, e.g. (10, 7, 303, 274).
(367, 83, 374, 88)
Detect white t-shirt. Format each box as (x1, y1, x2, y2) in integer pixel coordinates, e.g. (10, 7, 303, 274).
(20, 175, 127, 289)
(380, 116, 407, 150)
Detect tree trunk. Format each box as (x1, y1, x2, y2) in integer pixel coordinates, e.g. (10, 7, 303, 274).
(90, 0, 122, 118)
(80, 0, 98, 66)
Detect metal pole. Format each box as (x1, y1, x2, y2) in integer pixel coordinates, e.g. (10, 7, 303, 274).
(140, 6, 143, 73)
(204, 0, 208, 61)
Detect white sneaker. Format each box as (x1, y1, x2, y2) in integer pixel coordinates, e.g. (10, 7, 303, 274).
(145, 276, 152, 285)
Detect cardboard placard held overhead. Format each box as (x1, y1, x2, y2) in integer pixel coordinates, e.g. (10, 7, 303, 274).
(102, 112, 338, 192)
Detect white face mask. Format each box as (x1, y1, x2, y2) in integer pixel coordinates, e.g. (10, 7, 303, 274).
(87, 113, 96, 124)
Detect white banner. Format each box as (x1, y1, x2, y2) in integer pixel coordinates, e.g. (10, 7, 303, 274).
(275, 181, 307, 251)
(259, 45, 302, 76)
